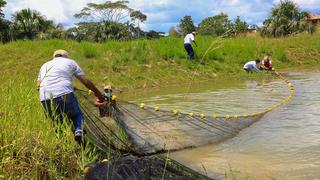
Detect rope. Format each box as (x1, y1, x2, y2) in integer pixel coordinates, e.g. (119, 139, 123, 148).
(137, 69, 294, 119)
(181, 32, 228, 113)
(76, 68, 294, 156)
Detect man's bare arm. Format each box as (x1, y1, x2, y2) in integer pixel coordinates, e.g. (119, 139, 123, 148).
(193, 40, 198, 47)
(76, 75, 104, 100)
(36, 80, 41, 91)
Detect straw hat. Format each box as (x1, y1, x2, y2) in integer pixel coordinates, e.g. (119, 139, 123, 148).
(53, 49, 69, 58)
(104, 83, 113, 90)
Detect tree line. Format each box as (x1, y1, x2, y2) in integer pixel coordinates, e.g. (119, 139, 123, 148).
(0, 0, 165, 43)
(171, 13, 253, 37)
(171, 0, 316, 37)
(0, 0, 318, 43)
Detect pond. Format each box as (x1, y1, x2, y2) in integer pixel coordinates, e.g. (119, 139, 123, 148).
(130, 71, 320, 179)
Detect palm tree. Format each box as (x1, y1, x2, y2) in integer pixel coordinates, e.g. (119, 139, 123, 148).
(12, 8, 52, 39)
(261, 0, 308, 37)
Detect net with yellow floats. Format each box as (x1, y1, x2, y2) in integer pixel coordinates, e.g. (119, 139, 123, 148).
(76, 69, 294, 155)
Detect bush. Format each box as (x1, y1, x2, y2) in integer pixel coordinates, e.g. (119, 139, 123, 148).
(80, 42, 98, 59)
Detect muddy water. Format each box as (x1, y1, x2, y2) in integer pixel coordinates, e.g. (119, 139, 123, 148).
(132, 72, 320, 179)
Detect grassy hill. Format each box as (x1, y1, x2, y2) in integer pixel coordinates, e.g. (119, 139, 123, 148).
(1, 34, 320, 90)
(0, 34, 320, 178)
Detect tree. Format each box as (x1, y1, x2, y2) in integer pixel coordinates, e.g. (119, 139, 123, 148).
(178, 16, 196, 36)
(67, 21, 133, 42)
(233, 16, 248, 34)
(130, 10, 147, 25)
(45, 23, 66, 39)
(74, 1, 133, 23)
(168, 26, 180, 37)
(249, 24, 259, 30)
(145, 30, 164, 39)
(74, 1, 147, 41)
(198, 13, 232, 36)
(0, 0, 9, 42)
(261, 0, 308, 37)
(0, 19, 11, 42)
(12, 8, 54, 39)
(0, 0, 6, 18)
(130, 10, 147, 38)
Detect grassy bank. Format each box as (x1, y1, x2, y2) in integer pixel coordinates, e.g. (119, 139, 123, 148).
(1, 34, 320, 178)
(1, 33, 320, 90)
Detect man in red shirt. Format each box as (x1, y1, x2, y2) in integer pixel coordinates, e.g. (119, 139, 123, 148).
(261, 56, 272, 70)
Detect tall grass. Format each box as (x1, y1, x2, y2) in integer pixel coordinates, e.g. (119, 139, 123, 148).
(80, 42, 99, 59)
(1, 34, 320, 90)
(0, 34, 319, 178)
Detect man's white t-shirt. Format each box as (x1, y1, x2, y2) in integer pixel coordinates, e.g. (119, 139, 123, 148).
(243, 61, 260, 72)
(37, 57, 84, 101)
(184, 33, 195, 44)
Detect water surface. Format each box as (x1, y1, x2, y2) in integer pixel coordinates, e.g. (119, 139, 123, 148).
(133, 71, 320, 179)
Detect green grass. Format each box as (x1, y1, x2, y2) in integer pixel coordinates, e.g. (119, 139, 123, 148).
(0, 34, 320, 178)
(0, 78, 99, 178)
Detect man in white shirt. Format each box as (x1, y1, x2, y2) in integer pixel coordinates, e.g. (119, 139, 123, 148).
(243, 59, 261, 72)
(37, 50, 105, 144)
(184, 31, 197, 60)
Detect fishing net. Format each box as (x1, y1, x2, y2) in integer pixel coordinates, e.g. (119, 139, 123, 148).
(84, 155, 211, 180)
(76, 91, 264, 155)
(77, 70, 293, 156)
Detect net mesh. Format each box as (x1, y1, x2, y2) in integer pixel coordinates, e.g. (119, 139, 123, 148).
(77, 71, 294, 156)
(77, 91, 264, 155)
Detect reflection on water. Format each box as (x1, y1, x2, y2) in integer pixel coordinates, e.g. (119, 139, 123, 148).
(133, 72, 320, 179)
(133, 78, 288, 115)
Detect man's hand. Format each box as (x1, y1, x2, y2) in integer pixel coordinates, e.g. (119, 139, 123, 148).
(193, 41, 198, 47)
(94, 98, 106, 107)
(36, 80, 41, 91)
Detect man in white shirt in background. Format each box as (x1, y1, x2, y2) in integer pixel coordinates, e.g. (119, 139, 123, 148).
(184, 31, 197, 60)
(37, 50, 105, 145)
(243, 59, 261, 72)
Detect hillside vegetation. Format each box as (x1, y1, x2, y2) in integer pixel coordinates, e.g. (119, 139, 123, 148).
(1, 34, 320, 89)
(0, 34, 320, 178)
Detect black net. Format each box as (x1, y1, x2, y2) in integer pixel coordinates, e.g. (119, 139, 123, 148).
(84, 155, 212, 180)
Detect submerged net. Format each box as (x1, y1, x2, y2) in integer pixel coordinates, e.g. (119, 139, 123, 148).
(77, 71, 294, 156)
(77, 91, 264, 155)
(84, 155, 211, 180)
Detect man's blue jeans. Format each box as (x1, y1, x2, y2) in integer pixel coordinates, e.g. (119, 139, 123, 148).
(41, 92, 83, 135)
(184, 43, 194, 60)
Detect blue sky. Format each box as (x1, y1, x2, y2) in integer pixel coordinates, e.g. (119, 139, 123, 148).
(3, 0, 320, 33)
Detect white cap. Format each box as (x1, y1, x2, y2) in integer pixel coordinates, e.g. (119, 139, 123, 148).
(53, 50, 69, 58)
(104, 83, 113, 90)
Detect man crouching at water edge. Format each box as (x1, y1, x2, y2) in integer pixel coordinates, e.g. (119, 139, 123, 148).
(243, 59, 261, 72)
(36, 50, 105, 145)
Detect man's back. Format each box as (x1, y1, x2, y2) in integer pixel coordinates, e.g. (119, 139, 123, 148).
(184, 33, 194, 44)
(243, 60, 260, 72)
(38, 57, 84, 101)
(243, 61, 256, 69)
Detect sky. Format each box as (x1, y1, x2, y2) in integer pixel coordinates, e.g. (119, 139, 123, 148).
(3, 0, 320, 33)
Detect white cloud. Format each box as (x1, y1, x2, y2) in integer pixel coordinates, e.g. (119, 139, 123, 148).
(3, 0, 320, 32)
(273, 0, 320, 9)
(4, 0, 104, 23)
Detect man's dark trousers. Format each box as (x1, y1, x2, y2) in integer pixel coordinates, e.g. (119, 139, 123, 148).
(184, 43, 194, 60)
